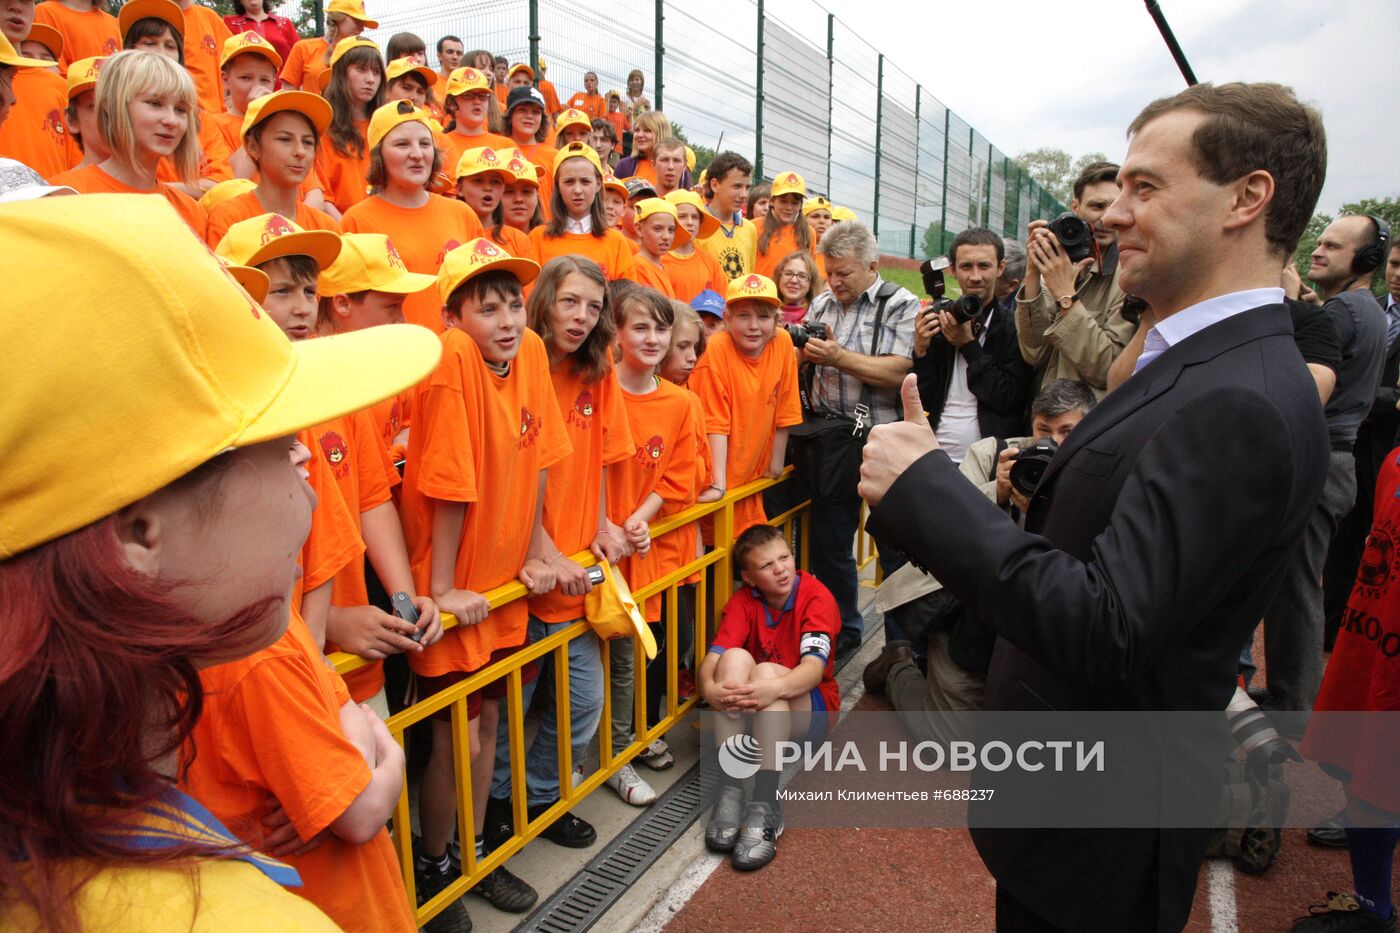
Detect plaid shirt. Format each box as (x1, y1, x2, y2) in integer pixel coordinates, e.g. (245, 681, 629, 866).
(805, 277, 920, 425)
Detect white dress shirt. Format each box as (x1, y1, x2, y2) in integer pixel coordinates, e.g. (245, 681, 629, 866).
(1133, 287, 1285, 375)
(564, 214, 594, 234)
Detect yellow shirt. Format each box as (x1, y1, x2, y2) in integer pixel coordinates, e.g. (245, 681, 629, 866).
(696, 210, 757, 281)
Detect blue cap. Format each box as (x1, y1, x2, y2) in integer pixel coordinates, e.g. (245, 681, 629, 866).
(691, 288, 725, 318)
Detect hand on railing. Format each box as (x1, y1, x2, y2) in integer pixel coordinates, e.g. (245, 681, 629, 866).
(553, 554, 595, 597)
(433, 587, 490, 626)
(623, 516, 652, 555)
(591, 520, 630, 562)
(518, 558, 558, 596)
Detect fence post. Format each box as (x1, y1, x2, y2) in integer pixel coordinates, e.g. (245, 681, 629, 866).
(754, 0, 764, 180)
(528, 0, 540, 79)
(313, 2, 323, 36)
(872, 53, 883, 239)
(912, 84, 922, 259)
(966, 124, 974, 224)
(826, 14, 834, 196)
(938, 108, 949, 256)
(984, 140, 993, 230)
(654, 0, 664, 111)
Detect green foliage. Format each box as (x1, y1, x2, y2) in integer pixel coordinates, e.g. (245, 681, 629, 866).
(1013, 147, 1111, 205)
(878, 263, 959, 301)
(920, 220, 944, 260)
(1292, 196, 1400, 298)
(667, 122, 714, 176)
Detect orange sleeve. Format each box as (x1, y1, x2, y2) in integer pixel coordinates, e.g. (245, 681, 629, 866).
(279, 39, 309, 87)
(163, 187, 207, 239)
(688, 391, 714, 489)
(688, 343, 732, 436)
(0, 70, 74, 179)
(414, 347, 480, 504)
(217, 647, 373, 840)
(300, 428, 366, 592)
(206, 195, 252, 247)
(600, 370, 635, 466)
(653, 392, 699, 508)
(609, 232, 637, 282)
(529, 343, 573, 474)
(350, 409, 397, 509)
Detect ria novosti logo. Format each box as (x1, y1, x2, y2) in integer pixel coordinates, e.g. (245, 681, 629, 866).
(717, 733, 763, 780)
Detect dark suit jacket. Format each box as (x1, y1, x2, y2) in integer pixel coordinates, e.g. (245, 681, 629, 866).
(869, 304, 1328, 932)
(913, 304, 1031, 441)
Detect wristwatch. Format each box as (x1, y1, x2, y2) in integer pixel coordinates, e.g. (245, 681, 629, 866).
(1056, 291, 1079, 311)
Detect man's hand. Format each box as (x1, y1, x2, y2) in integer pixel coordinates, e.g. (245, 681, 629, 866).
(994, 445, 1018, 506)
(938, 309, 976, 348)
(913, 304, 940, 357)
(859, 374, 939, 507)
(434, 587, 490, 626)
(554, 555, 594, 597)
(518, 558, 557, 596)
(1028, 228, 1093, 310)
(326, 605, 424, 660)
(800, 335, 845, 367)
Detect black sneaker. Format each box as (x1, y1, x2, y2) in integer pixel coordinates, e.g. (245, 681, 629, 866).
(471, 864, 538, 914)
(482, 795, 514, 854)
(1307, 811, 1349, 849)
(1293, 892, 1397, 932)
(414, 854, 473, 933)
(527, 800, 597, 848)
(731, 800, 782, 871)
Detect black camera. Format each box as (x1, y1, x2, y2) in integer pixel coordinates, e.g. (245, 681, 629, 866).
(1047, 212, 1096, 264)
(919, 256, 984, 325)
(785, 320, 829, 350)
(1009, 437, 1059, 497)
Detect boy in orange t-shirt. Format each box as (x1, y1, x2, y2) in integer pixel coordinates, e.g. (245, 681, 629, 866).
(629, 196, 684, 299)
(689, 273, 802, 536)
(203, 31, 279, 176)
(398, 239, 572, 922)
(603, 287, 700, 806)
(660, 189, 724, 303)
(33, 0, 118, 73)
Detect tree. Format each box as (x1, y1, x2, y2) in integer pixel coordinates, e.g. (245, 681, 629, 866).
(668, 123, 714, 177)
(1292, 196, 1400, 299)
(921, 220, 944, 260)
(1015, 147, 1072, 203)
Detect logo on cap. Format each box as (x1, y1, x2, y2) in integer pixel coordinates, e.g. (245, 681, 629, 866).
(479, 149, 499, 165)
(780, 173, 800, 186)
(261, 215, 295, 244)
(461, 67, 479, 82)
(385, 238, 406, 269)
(239, 33, 268, 48)
(86, 59, 104, 77)
(508, 157, 527, 173)
(743, 274, 763, 291)
(472, 239, 503, 261)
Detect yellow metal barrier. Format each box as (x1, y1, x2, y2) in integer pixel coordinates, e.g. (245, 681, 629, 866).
(856, 499, 883, 586)
(328, 470, 809, 926)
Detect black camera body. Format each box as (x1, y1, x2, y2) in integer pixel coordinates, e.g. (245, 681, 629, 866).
(1047, 212, 1096, 265)
(919, 256, 985, 325)
(1009, 437, 1059, 497)
(785, 320, 829, 350)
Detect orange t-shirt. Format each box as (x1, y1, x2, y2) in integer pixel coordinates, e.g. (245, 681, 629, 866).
(493, 84, 508, 109)
(623, 157, 656, 187)
(279, 37, 328, 90)
(606, 378, 700, 621)
(400, 328, 571, 676)
(688, 328, 803, 535)
(754, 223, 812, 279)
(530, 364, 634, 623)
(33, 3, 119, 73)
(0, 67, 80, 178)
(298, 425, 365, 598)
(529, 227, 636, 282)
(513, 139, 557, 210)
(206, 190, 340, 248)
(367, 389, 412, 465)
(180, 610, 416, 933)
(204, 108, 244, 168)
(537, 79, 561, 116)
(603, 111, 627, 139)
(180, 2, 231, 114)
(340, 194, 484, 333)
(660, 249, 724, 304)
(315, 120, 372, 214)
(439, 129, 514, 176)
(651, 386, 710, 587)
(487, 223, 536, 260)
(565, 91, 606, 122)
(49, 163, 206, 236)
(630, 255, 675, 298)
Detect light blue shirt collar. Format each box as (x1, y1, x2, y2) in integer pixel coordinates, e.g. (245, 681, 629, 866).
(1134, 287, 1284, 375)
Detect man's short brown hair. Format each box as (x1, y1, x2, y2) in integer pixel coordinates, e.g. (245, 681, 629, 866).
(1127, 82, 1326, 257)
(1072, 161, 1120, 203)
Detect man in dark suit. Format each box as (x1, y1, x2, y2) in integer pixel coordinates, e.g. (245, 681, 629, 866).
(859, 81, 1330, 932)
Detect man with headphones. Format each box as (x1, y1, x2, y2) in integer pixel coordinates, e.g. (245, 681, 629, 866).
(1250, 214, 1390, 736)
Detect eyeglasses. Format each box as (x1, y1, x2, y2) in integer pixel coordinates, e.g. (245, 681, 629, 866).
(780, 270, 811, 282)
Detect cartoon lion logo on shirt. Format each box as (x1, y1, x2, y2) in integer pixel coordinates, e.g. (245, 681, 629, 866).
(318, 430, 350, 479)
(635, 435, 664, 466)
(566, 389, 595, 428)
(518, 405, 541, 448)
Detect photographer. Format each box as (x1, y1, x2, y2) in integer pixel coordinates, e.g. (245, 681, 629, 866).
(1016, 161, 1134, 395)
(863, 380, 1097, 745)
(911, 227, 1033, 464)
(797, 221, 920, 657)
(996, 238, 1026, 317)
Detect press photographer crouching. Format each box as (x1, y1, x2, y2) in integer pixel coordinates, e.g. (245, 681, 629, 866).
(862, 380, 1096, 744)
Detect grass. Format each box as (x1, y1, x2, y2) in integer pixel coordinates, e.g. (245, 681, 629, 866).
(876, 263, 960, 301)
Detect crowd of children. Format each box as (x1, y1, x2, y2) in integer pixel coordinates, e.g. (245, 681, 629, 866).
(0, 3, 873, 927)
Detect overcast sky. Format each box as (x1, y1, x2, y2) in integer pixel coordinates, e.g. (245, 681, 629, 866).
(813, 0, 1397, 213)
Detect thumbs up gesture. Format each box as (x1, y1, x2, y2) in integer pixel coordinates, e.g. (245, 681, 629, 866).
(858, 373, 939, 507)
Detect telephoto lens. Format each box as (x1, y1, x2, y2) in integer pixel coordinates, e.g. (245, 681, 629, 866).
(1047, 212, 1095, 264)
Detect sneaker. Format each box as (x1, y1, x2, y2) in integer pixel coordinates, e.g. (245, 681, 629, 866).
(414, 854, 473, 933)
(637, 737, 675, 771)
(481, 795, 513, 855)
(605, 763, 657, 806)
(1307, 811, 1348, 848)
(730, 800, 783, 871)
(1294, 892, 1398, 932)
(527, 800, 597, 848)
(704, 784, 745, 853)
(471, 864, 538, 914)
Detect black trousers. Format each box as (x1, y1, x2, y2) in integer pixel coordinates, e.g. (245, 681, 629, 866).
(996, 885, 1068, 933)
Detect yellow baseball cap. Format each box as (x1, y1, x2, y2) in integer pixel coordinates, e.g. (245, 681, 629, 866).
(830, 204, 857, 222)
(726, 272, 781, 308)
(0, 31, 54, 70)
(770, 171, 806, 199)
(325, 0, 378, 28)
(319, 233, 437, 296)
(366, 99, 433, 152)
(803, 195, 833, 216)
(602, 172, 628, 199)
(220, 30, 282, 70)
(444, 65, 490, 96)
(317, 36, 380, 90)
(508, 62, 534, 82)
(553, 140, 602, 178)
(23, 23, 63, 60)
(664, 189, 719, 239)
(537, 57, 548, 73)
(65, 55, 106, 99)
(386, 55, 438, 89)
(241, 89, 332, 138)
(117, 0, 184, 41)
(633, 197, 691, 249)
(555, 108, 591, 134)
(501, 148, 539, 187)
(222, 259, 270, 303)
(199, 177, 257, 212)
(684, 145, 696, 173)
(0, 193, 439, 559)
(437, 238, 540, 305)
(454, 145, 509, 182)
(215, 213, 343, 272)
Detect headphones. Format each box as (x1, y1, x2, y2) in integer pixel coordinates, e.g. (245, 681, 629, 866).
(1352, 214, 1392, 275)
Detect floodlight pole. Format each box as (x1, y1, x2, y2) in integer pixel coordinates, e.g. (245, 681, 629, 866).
(1144, 0, 1198, 86)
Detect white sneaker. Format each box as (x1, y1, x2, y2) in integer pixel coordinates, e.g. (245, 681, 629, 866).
(606, 763, 658, 806)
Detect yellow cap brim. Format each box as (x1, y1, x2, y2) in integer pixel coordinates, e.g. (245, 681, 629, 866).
(320, 268, 437, 296)
(0, 48, 55, 69)
(244, 229, 342, 272)
(244, 91, 332, 138)
(437, 255, 541, 304)
(236, 324, 439, 447)
(225, 263, 270, 303)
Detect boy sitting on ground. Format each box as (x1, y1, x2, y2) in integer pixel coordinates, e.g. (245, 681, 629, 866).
(698, 524, 840, 871)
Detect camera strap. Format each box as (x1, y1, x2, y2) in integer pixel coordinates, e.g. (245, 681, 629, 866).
(800, 281, 901, 430)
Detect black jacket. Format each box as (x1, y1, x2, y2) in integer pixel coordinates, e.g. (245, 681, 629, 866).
(870, 304, 1328, 932)
(1355, 298, 1400, 479)
(912, 304, 1031, 441)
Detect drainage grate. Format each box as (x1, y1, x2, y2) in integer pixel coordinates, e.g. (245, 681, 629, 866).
(516, 762, 717, 933)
